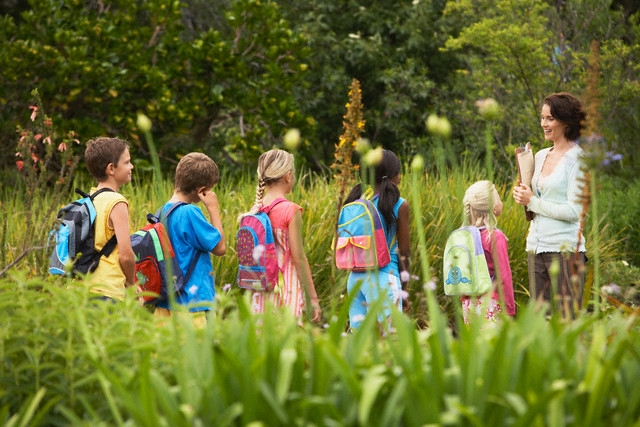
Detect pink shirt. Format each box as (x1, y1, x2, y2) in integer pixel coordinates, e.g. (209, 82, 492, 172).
(481, 228, 516, 316)
(252, 199, 306, 318)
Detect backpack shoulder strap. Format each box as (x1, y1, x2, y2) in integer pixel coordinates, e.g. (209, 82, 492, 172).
(85, 187, 118, 261)
(96, 235, 118, 260)
(183, 251, 203, 283)
(154, 201, 203, 282)
(86, 187, 115, 200)
(260, 197, 287, 214)
(155, 201, 188, 222)
(258, 197, 288, 272)
(364, 195, 393, 250)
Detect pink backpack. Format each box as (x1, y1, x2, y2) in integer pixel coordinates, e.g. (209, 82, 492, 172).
(236, 198, 286, 291)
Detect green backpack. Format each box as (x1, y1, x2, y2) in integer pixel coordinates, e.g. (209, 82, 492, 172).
(443, 226, 493, 296)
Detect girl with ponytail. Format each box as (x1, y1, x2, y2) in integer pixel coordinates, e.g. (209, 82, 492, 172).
(343, 149, 411, 331)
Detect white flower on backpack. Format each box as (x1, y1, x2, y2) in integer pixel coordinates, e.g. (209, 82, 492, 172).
(252, 244, 265, 263)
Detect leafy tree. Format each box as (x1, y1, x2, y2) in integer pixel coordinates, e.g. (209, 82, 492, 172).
(182, 0, 313, 170)
(277, 0, 458, 167)
(1, 0, 639, 186)
(0, 0, 312, 183)
(440, 0, 561, 179)
(440, 0, 640, 181)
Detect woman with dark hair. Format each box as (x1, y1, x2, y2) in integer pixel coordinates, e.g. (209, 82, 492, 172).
(343, 149, 411, 330)
(513, 92, 587, 318)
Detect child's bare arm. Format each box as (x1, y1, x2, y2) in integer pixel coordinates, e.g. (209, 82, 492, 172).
(288, 211, 321, 322)
(110, 201, 135, 286)
(199, 188, 226, 256)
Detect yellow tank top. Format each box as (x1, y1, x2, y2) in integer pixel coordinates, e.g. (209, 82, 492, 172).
(86, 187, 128, 301)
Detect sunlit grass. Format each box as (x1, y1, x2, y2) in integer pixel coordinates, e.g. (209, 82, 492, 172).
(0, 161, 629, 322)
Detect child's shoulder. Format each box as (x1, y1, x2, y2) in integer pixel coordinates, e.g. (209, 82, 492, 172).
(269, 199, 301, 225)
(270, 198, 300, 211)
(91, 187, 128, 203)
(492, 228, 509, 244)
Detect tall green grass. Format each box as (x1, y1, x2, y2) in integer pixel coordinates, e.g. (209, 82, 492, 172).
(0, 163, 627, 323)
(1, 165, 639, 425)
(1, 273, 639, 425)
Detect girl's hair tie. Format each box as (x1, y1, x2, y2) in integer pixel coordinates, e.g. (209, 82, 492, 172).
(382, 176, 388, 180)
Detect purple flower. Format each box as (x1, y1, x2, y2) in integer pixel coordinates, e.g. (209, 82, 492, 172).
(601, 151, 623, 166)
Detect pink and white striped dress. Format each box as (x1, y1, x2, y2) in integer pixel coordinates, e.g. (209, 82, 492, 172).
(251, 200, 306, 318)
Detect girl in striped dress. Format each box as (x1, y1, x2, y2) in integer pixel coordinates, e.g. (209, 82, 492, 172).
(242, 149, 322, 323)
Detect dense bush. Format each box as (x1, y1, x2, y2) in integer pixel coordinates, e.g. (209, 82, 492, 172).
(0, 0, 312, 181)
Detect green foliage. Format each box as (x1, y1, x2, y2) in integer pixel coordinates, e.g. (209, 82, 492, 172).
(599, 176, 640, 267)
(185, 0, 313, 166)
(441, 0, 559, 178)
(277, 0, 448, 165)
(2, 0, 640, 184)
(2, 147, 640, 424)
(1, 89, 82, 278)
(1, 274, 640, 425)
(439, 0, 640, 183)
(0, 0, 312, 178)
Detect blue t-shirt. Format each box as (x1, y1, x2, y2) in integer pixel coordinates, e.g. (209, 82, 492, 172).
(156, 202, 222, 312)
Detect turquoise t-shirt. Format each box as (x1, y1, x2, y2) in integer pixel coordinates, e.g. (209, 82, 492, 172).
(156, 202, 221, 312)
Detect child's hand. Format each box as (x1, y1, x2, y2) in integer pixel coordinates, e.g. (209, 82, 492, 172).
(198, 188, 219, 209)
(310, 300, 322, 323)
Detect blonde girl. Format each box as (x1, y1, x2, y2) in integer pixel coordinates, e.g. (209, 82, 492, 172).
(461, 180, 516, 323)
(242, 149, 322, 322)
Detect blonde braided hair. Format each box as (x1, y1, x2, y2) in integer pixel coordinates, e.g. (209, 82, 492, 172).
(238, 149, 295, 221)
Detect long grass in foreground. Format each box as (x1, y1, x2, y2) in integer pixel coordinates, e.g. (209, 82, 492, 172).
(1, 273, 639, 426)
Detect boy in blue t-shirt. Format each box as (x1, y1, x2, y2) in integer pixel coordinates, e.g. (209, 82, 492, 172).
(154, 153, 226, 326)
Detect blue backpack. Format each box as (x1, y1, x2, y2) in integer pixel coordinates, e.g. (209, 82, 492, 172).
(443, 226, 493, 296)
(48, 188, 117, 276)
(335, 191, 391, 272)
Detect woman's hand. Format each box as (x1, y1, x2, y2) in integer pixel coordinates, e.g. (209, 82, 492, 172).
(513, 183, 532, 206)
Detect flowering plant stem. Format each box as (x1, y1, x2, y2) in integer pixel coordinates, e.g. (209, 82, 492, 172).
(410, 167, 440, 328)
(410, 165, 447, 401)
(590, 169, 601, 313)
(484, 124, 494, 182)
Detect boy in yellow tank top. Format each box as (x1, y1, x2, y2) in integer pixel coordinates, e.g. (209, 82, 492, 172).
(83, 137, 135, 301)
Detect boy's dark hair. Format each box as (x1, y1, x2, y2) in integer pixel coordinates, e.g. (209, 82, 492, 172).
(84, 137, 129, 182)
(344, 149, 401, 227)
(175, 152, 219, 195)
(543, 92, 586, 141)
